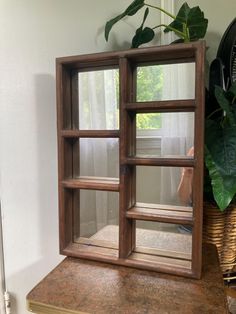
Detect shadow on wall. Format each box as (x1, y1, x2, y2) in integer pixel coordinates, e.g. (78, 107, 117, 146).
(205, 31, 222, 64)
(34, 73, 62, 265)
(9, 74, 63, 314)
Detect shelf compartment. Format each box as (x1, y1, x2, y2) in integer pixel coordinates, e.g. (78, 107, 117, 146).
(62, 177, 120, 191)
(126, 202, 193, 225)
(125, 100, 196, 113)
(126, 252, 192, 270)
(64, 242, 119, 260)
(61, 130, 120, 138)
(134, 246, 191, 261)
(126, 156, 195, 167)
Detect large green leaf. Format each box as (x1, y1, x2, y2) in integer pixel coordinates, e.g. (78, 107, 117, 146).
(131, 8, 154, 48)
(215, 85, 236, 126)
(187, 6, 208, 39)
(131, 27, 155, 48)
(164, 2, 208, 41)
(105, 0, 145, 41)
(205, 119, 236, 210)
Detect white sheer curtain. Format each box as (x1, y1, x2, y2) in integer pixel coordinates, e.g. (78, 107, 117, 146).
(78, 70, 119, 236)
(160, 64, 195, 205)
(158, 0, 195, 206)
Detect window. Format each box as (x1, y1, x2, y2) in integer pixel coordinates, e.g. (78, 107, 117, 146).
(56, 42, 205, 278)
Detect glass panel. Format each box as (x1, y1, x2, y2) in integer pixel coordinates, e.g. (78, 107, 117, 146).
(136, 166, 193, 207)
(73, 190, 119, 249)
(77, 69, 119, 130)
(136, 112, 194, 158)
(136, 63, 195, 101)
(135, 220, 192, 261)
(73, 138, 119, 179)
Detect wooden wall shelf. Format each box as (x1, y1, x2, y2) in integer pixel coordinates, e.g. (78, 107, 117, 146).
(56, 41, 205, 278)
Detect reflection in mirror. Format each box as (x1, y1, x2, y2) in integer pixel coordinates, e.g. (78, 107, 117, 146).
(73, 138, 119, 179)
(73, 190, 119, 249)
(135, 220, 192, 263)
(77, 69, 119, 130)
(136, 112, 194, 158)
(136, 63, 195, 102)
(136, 166, 193, 208)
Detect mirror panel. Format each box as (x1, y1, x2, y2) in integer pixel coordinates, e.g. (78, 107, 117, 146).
(72, 138, 119, 179)
(136, 166, 193, 208)
(136, 112, 194, 158)
(136, 63, 195, 101)
(135, 220, 192, 262)
(75, 69, 119, 130)
(73, 190, 119, 249)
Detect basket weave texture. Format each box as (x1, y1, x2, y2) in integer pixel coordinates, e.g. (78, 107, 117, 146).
(203, 202, 236, 272)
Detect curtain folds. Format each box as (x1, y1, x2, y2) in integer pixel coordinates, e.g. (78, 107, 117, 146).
(77, 0, 195, 237)
(78, 70, 119, 237)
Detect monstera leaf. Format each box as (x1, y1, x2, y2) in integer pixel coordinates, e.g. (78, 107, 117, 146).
(105, 1, 208, 47)
(205, 122, 236, 210)
(205, 86, 236, 210)
(164, 2, 208, 41)
(105, 0, 145, 41)
(131, 8, 154, 48)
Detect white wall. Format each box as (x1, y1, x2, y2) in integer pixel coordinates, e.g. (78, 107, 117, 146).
(0, 1, 160, 313)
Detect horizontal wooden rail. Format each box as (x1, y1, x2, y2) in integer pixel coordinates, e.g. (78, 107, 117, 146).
(125, 99, 196, 113)
(61, 177, 119, 191)
(61, 130, 120, 138)
(125, 156, 195, 167)
(126, 204, 193, 225)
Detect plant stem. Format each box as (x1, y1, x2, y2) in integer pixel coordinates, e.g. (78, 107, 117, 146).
(183, 23, 190, 42)
(152, 24, 185, 39)
(206, 108, 222, 119)
(145, 3, 176, 20)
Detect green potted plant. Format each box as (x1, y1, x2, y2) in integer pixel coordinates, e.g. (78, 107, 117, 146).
(105, 0, 208, 47)
(204, 84, 236, 272)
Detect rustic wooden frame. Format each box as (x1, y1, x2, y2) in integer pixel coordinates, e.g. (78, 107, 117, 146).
(56, 41, 205, 279)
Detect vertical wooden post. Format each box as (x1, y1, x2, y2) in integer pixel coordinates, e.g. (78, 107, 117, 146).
(192, 41, 205, 278)
(119, 58, 136, 258)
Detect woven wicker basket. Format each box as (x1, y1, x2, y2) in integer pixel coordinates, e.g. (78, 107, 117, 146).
(203, 202, 236, 273)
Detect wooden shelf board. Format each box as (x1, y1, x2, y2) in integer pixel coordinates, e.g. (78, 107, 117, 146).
(63, 243, 193, 276)
(134, 246, 191, 261)
(63, 242, 119, 260)
(127, 252, 192, 270)
(61, 177, 119, 191)
(125, 99, 196, 113)
(126, 156, 195, 167)
(126, 204, 193, 225)
(75, 237, 118, 250)
(61, 130, 120, 138)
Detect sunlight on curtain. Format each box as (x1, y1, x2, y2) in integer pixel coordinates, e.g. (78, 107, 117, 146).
(78, 69, 119, 236)
(158, 0, 195, 206)
(160, 64, 195, 206)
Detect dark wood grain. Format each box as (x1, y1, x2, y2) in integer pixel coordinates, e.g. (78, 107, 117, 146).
(61, 130, 120, 138)
(61, 177, 120, 191)
(126, 156, 195, 167)
(125, 99, 196, 112)
(119, 57, 135, 258)
(126, 205, 193, 225)
(191, 41, 206, 279)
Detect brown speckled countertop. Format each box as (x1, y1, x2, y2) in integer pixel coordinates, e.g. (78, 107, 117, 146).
(27, 244, 228, 314)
